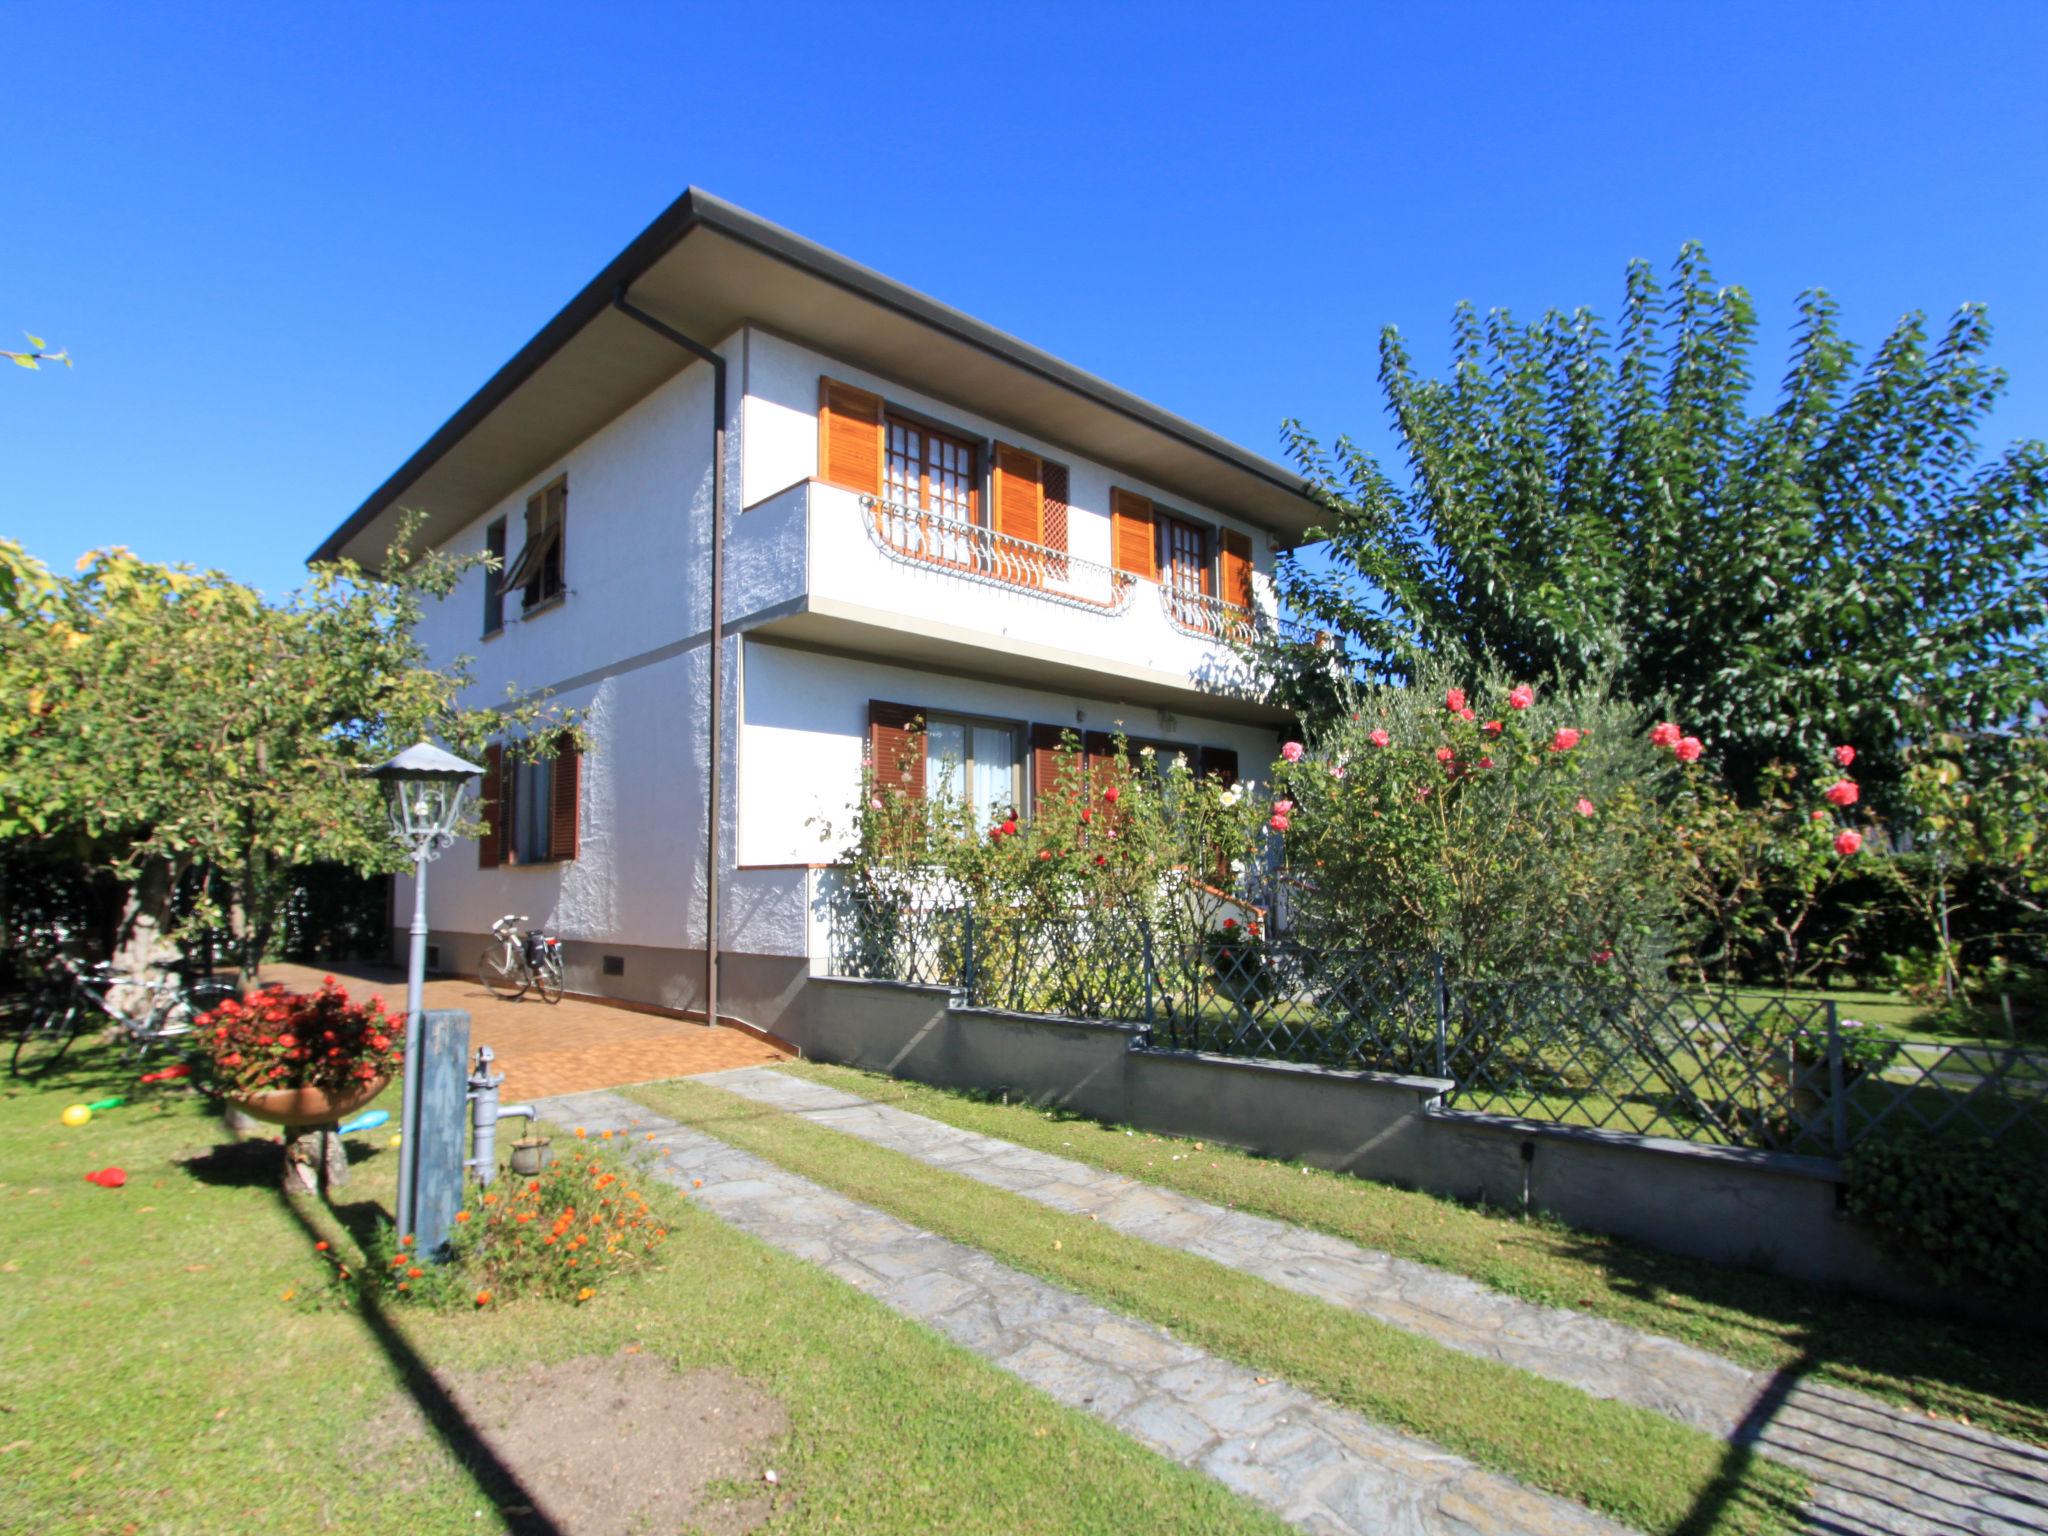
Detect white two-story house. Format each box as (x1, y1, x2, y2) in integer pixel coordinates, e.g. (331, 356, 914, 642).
(314, 188, 1321, 1043)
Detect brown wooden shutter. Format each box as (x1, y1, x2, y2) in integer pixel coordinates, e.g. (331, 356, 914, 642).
(868, 700, 926, 798)
(1029, 723, 1070, 817)
(1041, 461, 1070, 556)
(1198, 746, 1240, 786)
(1111, 488, 1156, 578)
(549, 732, 580, 862)
(1220, 530, 1253, 611)
(992, 444, 1045, 546)
(818, 378, 884, 495)
(478, 743, 504, 868)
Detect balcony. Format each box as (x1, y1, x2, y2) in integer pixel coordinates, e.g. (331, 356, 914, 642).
(731, 481, 1284, 719)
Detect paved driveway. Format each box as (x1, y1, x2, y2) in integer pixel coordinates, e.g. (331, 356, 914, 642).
(257, 960, 790, 1100)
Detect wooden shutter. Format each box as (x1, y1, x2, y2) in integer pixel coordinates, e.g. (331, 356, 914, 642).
(1220, 530, 1253, 611)
(992, 444, 1045, 546)
(868, 700, 926, 799)
(549, 732, 580, 863)
(478, 743, 504, 868)
(818, 377, 884, 496)
(1041, 461, 1070, 557)
(1111, 488, 1156, 578)
(1029, 723, 1077, 817)
(1198, 746, 1240, 786)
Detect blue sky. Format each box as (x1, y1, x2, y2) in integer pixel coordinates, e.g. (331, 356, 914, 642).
(6, 2, 2045, 598)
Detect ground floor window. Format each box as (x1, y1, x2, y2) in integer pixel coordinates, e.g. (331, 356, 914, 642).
(924, 714, 1022, 817)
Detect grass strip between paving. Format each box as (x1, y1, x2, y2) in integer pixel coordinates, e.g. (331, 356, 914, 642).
(783, 1059, 2048, 1445)
(633, 1076, 1811, 1536)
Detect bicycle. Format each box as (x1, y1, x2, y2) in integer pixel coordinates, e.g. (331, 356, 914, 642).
(477, 915, 564, 1004)
(9, 957, 234, 1078)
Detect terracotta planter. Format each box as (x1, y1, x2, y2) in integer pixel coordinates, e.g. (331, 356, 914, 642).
(231, 1075, 390, 1128)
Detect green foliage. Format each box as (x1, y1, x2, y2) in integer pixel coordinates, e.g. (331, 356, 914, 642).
(1278, 244, 2048, 805)
(0, 519, 574, 975)
(1275, 657, 1690, 977)
(1846, 1133, 2048, 1293)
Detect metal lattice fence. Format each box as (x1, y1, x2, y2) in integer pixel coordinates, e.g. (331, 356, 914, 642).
(825, 900, 2048, 1158)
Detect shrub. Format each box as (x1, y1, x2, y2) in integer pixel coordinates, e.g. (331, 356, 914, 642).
(1203, 919, 1274, 1002)
(197, 977, 403, 1097)
(448, 1148, 667, 1304)
(1845, 1133, 2048, 1292)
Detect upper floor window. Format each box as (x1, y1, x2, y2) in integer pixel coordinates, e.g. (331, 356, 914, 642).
(482, 516, 507, 636)
(885, 416, 978, 523)
(499, 475, 567, 613)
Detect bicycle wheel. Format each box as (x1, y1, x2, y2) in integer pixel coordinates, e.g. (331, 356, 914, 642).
(478, 947, 529, 1001)
(12, 998, 83, 1078)
(535, 948, 564, 1005)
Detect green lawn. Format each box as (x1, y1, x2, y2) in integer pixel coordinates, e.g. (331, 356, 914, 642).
(633, 1075, 1810, 1536)
(0, 1042, 1294, 1536)
(780, 1060, 2048, 1447)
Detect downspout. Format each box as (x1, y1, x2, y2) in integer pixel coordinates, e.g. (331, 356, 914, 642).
(611, 288, 727, 1029)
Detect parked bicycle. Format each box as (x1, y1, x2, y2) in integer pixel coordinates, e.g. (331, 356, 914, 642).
(478, 914, 564, 1004)
(9, 956, 236, 1078)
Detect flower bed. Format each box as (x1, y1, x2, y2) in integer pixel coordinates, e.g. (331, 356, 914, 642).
(198, 976, 403, 1107)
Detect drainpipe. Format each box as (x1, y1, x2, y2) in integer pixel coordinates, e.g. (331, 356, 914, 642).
(611, 288, 727, 1030)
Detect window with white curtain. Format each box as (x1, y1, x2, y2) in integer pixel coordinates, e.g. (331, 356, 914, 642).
(923, 714, 1021, 817)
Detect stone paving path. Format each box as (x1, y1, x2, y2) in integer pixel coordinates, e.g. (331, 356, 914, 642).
(534, 1086, 1630, 1536)
(703, 1065, 2048, 1536)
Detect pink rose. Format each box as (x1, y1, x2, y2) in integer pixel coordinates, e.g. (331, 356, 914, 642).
(1281, 741, 1304, 763)
(1222, 918, 1238, 930)
(1549, 728, 1582, 753)
(1592, 948, 1613, 965)
(1810, 809, 1826, 822)
(1482, 720, 1503, 736)
(1834, 829, 1864, 857)
(1435, 746, 1455, 764)
(1001, 818, 1019, 835)
(1649, 722, 1681, 749)
(870, 797, 883, 811)
(1269, 813, 1291, 832)
(1038, 850, 1052, 862)
(1368, 729, 1391, 748)
(1834, 744, 1856, 767)
(1508, 685, 1535, 710)
(1328, 764, 1346, 780)
(1575, 798, 1595, 818)
(1103, 786, 1119, 804)
(1273, 799, 1294, 814)
(1444, 689, 1466, 713)
(1458, 707, 1476, 721)
(1478, 756, 1495, 769)
(1674, 736, 1703, 764)
(1824, 779, 1859, 807)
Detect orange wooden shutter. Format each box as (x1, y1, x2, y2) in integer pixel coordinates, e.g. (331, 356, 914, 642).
(992, 444, 1045, 546)
(1220, 530, 1253, 611)
(818, 377, 883, 495)
(478, 743, 504, 868)
(868, 700, 926, 798)
(1029, 723, 1076, 817)
(1111, 488, 1156, 578)
(549, 732, 580, 862)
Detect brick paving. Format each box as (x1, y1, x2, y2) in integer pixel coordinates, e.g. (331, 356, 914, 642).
(259, 961, 789, 1100)
(537, 1085, 1632, 1536)
(706, 1065, 2048, 1536)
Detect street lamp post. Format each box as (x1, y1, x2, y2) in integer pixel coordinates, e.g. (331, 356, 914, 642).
(366, 740, 484, 1242)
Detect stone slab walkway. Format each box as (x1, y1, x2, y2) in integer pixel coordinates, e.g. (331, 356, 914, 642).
(534, 1086, 1630, 1536)
(702, 1065, 2048, 1536)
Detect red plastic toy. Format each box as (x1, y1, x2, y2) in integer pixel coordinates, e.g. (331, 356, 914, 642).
(84, 1167, 127, 1189)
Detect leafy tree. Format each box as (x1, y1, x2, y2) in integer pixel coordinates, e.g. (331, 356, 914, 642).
(0, 524, 571, 981)
(1278, 244, 2048, 806)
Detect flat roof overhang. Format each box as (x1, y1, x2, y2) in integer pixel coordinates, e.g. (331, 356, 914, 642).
(314, 188, 1325, 566)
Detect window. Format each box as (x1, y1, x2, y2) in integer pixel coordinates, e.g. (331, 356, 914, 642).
(1159, 511, 1213, 631)
(482, 516, 507, 635)
(512, 757, 553, 864)
(499, 476, 567, 612)
(885, 416, 978, 523)
(477, 733, 581, 868)
(923, 714, 1022, 816)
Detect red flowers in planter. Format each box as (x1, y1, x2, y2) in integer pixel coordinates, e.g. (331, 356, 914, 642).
(198, 979, 403, 1098)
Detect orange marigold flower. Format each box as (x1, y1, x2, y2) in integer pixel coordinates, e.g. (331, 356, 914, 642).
(574, 1127, 587, 1138)
(455, 1211, 471, 1223)
(474, 1290, 492, 1306)
(407, 1267, 423, 1279)
(601, 1129, 613, 1140)
(400, 1234, 415, 1247)
(576, 1286, 594, 1302)
(314, 1240, 329, 1252)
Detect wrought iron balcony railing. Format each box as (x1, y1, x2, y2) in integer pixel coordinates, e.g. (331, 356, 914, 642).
(861, 496, 1136, 614)
(1159, 582, 1261, 643)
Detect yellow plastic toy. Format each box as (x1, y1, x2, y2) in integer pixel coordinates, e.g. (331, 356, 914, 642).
(61, 1104, 93, 1127)
(387, 1133, 403, 1147)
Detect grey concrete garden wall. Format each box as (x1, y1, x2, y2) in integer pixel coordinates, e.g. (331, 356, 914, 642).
(789, 975, 1943, 1308)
